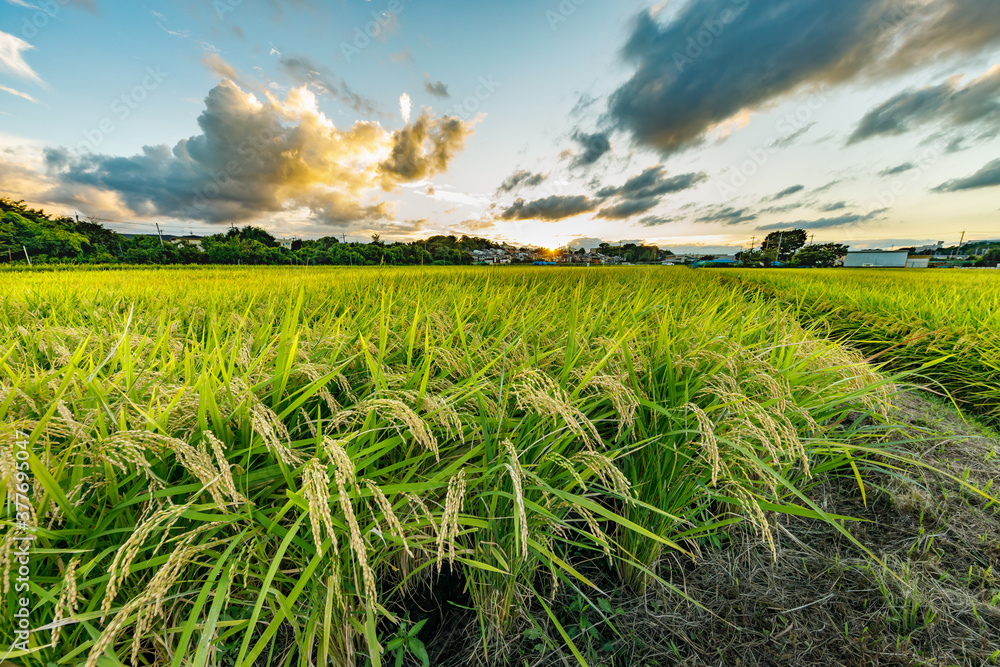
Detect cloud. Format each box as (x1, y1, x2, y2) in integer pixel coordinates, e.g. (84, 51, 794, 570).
(638, 215, 674, 227)
(389, 49, 413, 65)
(0, 83, 38, 103)
(818, 200, 848, 211)
(756, 210, 884, 231)
(424, 78, 450, 98)
(0, 30, 43, 85)
(43, 80, 475, 226)
(596, 197, 660, 219)
(608, 0, 1000, 154)
(496, 169, 547, 193)
(758, 201, 807, 215)
(880, 162, 916, 176)
(458, 217, 496, 232)
(201, 53, 242, 84)
(399, 92, 411, 123)
(849, 66, 1000, 143)
(767, 184, 805, 201)
(772, 123, 815, 149)
(596, 165, 707, 199)
(378, 112, 473, 187)
(569, 130, 611, 168)
(933, 157, 1000, 192)
(278, 55, 379, 115)
(499, 195, 598, 221)
(565, 237, 605, 250)
(697, 206, 757, 225)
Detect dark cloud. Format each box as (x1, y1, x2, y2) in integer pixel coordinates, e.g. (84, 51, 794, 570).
(697, 206, 757, 225)
(768, 184, 805, 201)
(756, 210, 884, 231)
(496, 169, 547, 193)
(423, 79, 450, 98)
(596, 166, 707, 200)
(772, 123, 815, 149)
(279, 55, 379, 115)
(570, 130, 611, 168)
(758, 202, 807, 215)
(500, 195, 597, 221)
(588, 166, 706, 219)
(933, 157, 1000, 192)
(596, 197, 660, 219)
(880, 162, 916, 176)
(608, 0, 1000, 154)
(819, 200, 848, 211)
(491, 165, 704, 223)
(44, 80, 473, 226)
(849, 67, 1000, 143)
(638, 215, 674, 227)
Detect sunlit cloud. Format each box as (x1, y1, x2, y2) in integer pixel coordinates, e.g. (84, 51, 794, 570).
(399, 92, 412, 123)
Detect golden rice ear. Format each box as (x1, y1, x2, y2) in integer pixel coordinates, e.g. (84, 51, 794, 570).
(50, 555, 82, 647)
(364, 478, 412, 557)
(102, 503, 188, 614)
(302, 457, 337, 557)
(501, 439, 529, 561)
(684, 403, 721, 487)
(512, 369, 602, 444)
(436, 469, 467, 572)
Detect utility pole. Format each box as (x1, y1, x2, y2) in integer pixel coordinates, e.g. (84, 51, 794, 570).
(155, 222, 164, 247)
(956, 230, 966, 257)
(775, 232, 784, 265)
(22, 245, 31, 266)
(750, 236, 756, 252)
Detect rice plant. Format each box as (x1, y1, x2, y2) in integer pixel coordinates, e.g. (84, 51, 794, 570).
(726, 269, 1000, 425)
(0, 266, 921, 665)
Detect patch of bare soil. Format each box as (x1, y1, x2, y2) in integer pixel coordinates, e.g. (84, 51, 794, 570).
(438, 392, 1000, 666)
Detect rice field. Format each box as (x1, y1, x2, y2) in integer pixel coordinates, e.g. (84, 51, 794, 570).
(0, 266, 988, 665)
(726, 269, 1000, 425)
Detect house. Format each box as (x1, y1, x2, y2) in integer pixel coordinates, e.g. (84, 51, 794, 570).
(169, 235, 204, 248)
(276, 237, 300, 249)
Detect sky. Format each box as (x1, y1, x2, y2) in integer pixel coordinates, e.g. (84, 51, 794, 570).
(1, 0, 999, 254)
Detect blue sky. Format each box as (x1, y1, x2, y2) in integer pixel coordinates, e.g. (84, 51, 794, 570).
(1, 0, 998, 253)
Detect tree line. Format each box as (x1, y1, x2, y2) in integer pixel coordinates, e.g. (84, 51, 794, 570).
(0, 198, 505, 266)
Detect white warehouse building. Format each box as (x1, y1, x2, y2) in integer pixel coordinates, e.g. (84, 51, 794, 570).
(843, 251, 910, 268)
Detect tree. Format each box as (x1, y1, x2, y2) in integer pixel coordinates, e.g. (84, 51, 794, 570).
(736, 249, 765, 266)
(761, 229, 808, 263)
(975, 248, 1000, 268)
(793, 243, 850, 268)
